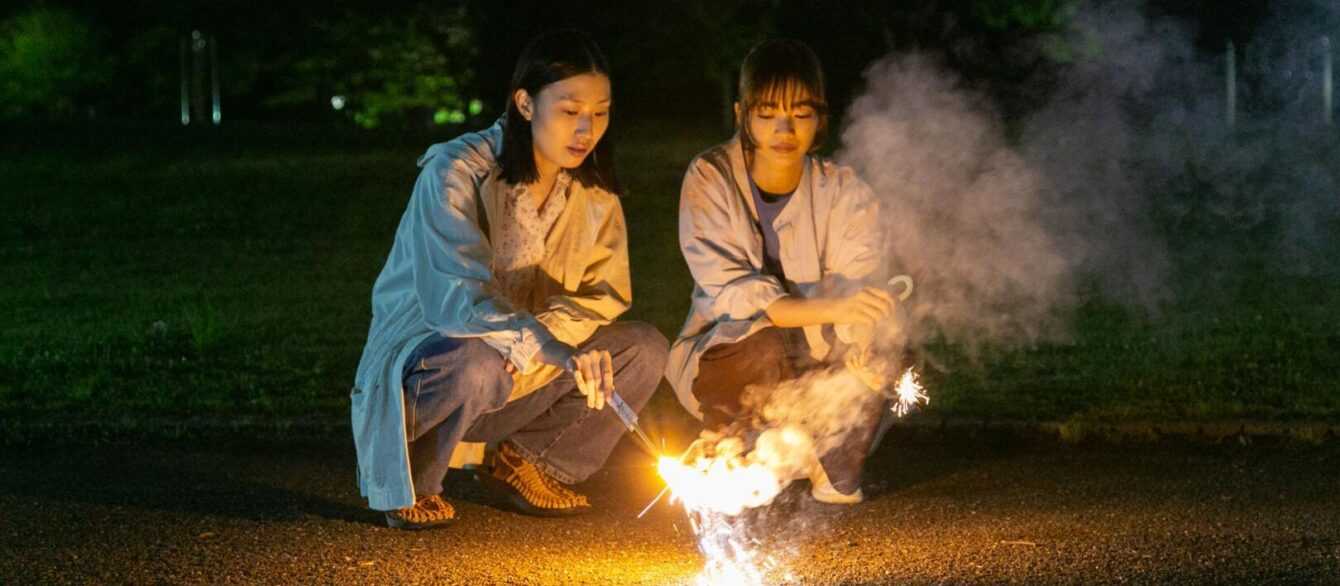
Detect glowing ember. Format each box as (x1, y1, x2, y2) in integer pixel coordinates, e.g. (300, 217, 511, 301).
(892, 367, 929, 417)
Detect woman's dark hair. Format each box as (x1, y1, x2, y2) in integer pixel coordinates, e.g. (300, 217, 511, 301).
(736, 39, 830, 154)
(500, 29, 620, 194)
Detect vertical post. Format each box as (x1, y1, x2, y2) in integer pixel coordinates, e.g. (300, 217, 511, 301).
(179, 36, 190, 126)
(210, 35, 221, 125)
(191, 30, 205, 125)
(1226, 40, 1237, 129)
(1323, 36, 1333, 127)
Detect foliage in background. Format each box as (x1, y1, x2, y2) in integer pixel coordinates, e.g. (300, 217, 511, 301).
(972, 0, 1077, 32)
(2, 123, 1339, 424)
(0, 6, 110, 120)
(266, 5, 479, 129)
(685, 0, 779, 131)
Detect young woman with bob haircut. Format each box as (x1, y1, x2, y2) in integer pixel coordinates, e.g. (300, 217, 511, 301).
(668, 39, 896, 505)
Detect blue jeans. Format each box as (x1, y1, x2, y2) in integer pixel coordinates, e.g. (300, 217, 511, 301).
(401, 322, 669, 497)
(693, 327, 889, 495)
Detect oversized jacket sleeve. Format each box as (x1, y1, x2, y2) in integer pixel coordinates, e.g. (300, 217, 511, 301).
(535, 195, 633, 345)
(822, 170, 885, 344)
(408, 146, 553, 371)
(679, 157, 788, 321)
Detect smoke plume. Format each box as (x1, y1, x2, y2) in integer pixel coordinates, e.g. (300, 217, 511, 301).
(838, 0, 1340, 354)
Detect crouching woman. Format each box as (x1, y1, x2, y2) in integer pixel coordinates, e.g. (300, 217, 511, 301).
(352, 30, 668, 529)
(667, 39, 895, 505)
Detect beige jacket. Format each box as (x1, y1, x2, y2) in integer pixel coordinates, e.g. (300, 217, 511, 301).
(352, 122, 631, 511)
(667, 137, 884, 419)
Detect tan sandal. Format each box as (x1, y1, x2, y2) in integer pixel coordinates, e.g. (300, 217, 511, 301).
(385, 494, 456, 529)
(481, 442, 591, 516)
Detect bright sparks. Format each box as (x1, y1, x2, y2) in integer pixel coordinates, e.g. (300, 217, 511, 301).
(657, 456, 781, 517)
(658, 455, 783, 585)
(892, 367, 929, 417)
(655, 363, 931, 585)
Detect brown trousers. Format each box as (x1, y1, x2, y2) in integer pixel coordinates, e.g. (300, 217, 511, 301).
(691, 327, 887, 494)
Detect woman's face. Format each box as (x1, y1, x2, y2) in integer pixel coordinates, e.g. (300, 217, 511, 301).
(515, 72, 611, 177)
(741, 84, 820, 168)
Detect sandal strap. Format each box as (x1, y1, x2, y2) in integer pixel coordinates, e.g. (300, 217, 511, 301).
(392, 494, 456, 524)
(496, 444, 588, 509)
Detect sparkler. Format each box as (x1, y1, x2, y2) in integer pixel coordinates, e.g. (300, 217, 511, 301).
(649, 361, 931, 584)
(656, 448, 792, 585)
(891, 367, 929, 417)
(607, 391, 660, 459)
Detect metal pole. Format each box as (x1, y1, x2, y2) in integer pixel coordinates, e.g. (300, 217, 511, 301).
(179, 36, 190, 126)
(1323, 36, 1333, 127)
(1226, 40, 1237, 129)
(191, 30, 204, 125)
(210, 35, 221, 125)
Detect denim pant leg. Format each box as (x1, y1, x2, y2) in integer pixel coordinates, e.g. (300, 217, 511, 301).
(693, 327, 884, 495)
(817, 392, 888, 494)
(463, 321, 669, 484)
(691, 327, 795, 431)
(402, 335, 513, 497)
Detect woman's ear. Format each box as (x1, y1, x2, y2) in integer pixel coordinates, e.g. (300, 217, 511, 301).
(514, 89, 534, 122)
(733, 101, 743, 127)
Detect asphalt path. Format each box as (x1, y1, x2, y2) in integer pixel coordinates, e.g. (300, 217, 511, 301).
(2, 431, 1338, 585)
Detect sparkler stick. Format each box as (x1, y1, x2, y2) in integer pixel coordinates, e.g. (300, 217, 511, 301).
(607, 391, 660, 459)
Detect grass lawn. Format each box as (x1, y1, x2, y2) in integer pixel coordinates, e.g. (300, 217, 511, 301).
(2, 120, 1338, 425)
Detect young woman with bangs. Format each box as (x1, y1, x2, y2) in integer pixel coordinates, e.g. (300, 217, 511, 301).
(668, 39, 896, 505)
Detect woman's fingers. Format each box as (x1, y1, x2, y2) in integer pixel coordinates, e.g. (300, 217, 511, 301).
(855, 299, 891, 321)
(854, 305, 881, 325)
(576, 352, 606, 410)
(858, 290, 895, 317)
(574, 369, 592, 406)
(866, 287, 897, 305)
(600, 350, 615, 399)
(568, 350, 617, 410)
(582, 354, 599, 409)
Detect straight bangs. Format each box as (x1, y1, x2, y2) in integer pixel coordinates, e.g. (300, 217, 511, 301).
(742, 70, 827, 116)
(737, 39, 830, 153)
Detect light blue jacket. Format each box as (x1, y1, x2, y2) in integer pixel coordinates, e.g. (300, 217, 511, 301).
(351, 121, 632, 511)
(351, 123, 552, 511)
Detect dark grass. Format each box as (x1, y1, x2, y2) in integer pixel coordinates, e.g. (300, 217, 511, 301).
(2, 120, 1338, 425)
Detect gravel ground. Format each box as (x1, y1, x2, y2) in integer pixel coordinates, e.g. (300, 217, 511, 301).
(2, 433, 1338, 585)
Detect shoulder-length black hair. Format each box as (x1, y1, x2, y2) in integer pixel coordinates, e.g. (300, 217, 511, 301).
(736, 39, 830, 155)
(500, 29, 621, 195)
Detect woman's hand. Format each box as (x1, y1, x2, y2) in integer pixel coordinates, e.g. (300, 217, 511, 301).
(825, 287, 896, 326)
(845, 347, 887, 391)
(571, 349, 615, 410)
(534, 339, 614, 410)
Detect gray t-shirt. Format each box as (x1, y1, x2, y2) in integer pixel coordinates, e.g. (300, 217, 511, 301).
(750, 181, 793, 281)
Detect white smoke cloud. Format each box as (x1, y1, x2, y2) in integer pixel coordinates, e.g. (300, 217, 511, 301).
(838, 0, 1340, 354)
(840, 53, 1079, 350)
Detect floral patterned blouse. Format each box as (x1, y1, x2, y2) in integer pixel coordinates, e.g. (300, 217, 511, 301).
(491, 172, 572, 312)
